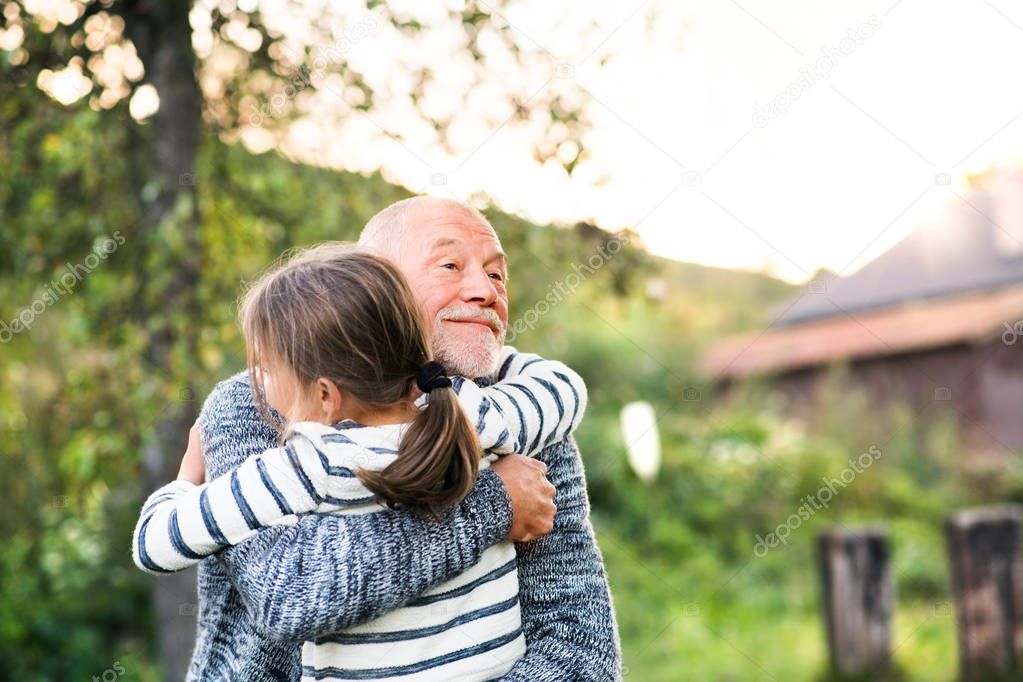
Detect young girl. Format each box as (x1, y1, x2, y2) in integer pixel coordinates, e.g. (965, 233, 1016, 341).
(132, 244, 586, 681)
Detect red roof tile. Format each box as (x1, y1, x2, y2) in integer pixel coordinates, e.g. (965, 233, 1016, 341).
(700, 285, 1023, 379)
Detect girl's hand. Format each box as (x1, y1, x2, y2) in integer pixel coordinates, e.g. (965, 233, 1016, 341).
(176, 423, 205, 485)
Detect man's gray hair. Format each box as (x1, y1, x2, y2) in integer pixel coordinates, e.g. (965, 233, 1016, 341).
(358, 196, 491, 258)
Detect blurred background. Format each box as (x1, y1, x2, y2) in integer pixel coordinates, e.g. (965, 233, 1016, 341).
(3, 0, 1023, 680)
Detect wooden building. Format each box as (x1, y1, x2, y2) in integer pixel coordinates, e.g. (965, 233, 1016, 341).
(700, 169, 1023, 454)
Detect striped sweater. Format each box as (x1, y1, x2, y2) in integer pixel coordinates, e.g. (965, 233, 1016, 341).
(187, 361, 621, 681)
(133, 349, 586, 680)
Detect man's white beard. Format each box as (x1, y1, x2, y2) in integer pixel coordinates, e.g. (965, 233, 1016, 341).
(432, 305, 506, 379)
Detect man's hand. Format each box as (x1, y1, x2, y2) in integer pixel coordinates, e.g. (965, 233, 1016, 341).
(491, 454, 556, 542)
(177, 423, 205, 485)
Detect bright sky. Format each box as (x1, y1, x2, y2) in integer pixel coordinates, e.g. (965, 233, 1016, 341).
(26, 0, 1023, 283)
(276, 0, 1023, 283)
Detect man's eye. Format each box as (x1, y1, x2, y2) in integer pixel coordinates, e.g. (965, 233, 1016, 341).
(488, 272, 505, 281)
(441, 263, 457, 270)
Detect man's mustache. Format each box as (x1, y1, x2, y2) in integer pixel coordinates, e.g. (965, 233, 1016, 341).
(436, 305, 506, 334)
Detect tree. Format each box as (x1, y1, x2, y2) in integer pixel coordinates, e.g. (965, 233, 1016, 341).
(1, 1, 592, 677)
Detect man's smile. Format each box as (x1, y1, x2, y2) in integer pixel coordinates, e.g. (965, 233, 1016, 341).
(443, 318, 499, 334)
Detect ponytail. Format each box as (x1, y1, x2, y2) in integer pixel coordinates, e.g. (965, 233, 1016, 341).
(358, 385, 481, 519)
(238, 247, 481, 518)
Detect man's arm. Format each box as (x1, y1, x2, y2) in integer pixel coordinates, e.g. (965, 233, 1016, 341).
(200, 374, 516, 642)
(502, 436, 622, 681)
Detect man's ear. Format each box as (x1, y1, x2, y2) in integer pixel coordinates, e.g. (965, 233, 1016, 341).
(316, 378, 344, 419)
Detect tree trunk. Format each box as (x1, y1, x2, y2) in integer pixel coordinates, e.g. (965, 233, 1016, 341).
(121, 1, 203, 679)
(946, 506, 1023, 681)
(818, 526, 893, 679)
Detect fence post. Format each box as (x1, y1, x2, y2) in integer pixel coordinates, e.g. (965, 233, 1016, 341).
(946, 506, 1023, 680)
(818, 526, 893, 678)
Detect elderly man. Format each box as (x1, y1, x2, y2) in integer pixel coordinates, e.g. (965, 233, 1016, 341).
(188, 196, 621, 680)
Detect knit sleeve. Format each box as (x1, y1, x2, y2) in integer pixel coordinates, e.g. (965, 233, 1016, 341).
(502, 436, 622, 680)
(451, 346, 588, 457)
(198, 374, 515, 642)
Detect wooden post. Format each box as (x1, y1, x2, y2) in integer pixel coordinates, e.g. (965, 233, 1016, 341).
(946, 506, 1023, 680)
(818, 527, 893, 678)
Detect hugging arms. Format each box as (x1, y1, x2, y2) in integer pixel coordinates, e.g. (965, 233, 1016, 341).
(180, 359, 620, 679)
(136, 196, 621, 680)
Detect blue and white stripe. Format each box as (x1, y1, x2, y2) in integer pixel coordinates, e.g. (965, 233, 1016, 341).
(301, 541, 524, 681)
(136, 421, 528, 680)
(453, 345, 587, 457)
(133, 348, 586, 575)
(132, 347, 587, 679)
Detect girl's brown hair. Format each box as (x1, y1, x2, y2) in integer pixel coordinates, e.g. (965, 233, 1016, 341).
(239, 243, 481, 518)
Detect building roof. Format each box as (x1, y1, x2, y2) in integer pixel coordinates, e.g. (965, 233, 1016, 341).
(701, 168, 1023, 379)
(700, 284, 1023, 379)
(778, 173, 1023, 326)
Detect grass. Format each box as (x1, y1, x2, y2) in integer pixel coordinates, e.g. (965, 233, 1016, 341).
(597, 526, 958, 681)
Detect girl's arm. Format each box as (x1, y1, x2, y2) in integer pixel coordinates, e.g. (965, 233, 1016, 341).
(132, 348, 583, 573)
(451, 346, 588, 457)
(131, 429, 382, 574)
(202, 375, 515, 643)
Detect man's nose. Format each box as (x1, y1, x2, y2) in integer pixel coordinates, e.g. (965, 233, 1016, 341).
(460, 266, 498, 305)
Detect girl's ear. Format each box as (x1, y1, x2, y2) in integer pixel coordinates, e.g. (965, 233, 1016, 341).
(316, 377, 344, 420)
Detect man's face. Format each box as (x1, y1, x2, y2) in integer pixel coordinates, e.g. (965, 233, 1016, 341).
(392, 205, 509, 378)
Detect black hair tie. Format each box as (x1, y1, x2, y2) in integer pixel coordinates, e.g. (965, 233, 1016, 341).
(416, 361, 452, 393)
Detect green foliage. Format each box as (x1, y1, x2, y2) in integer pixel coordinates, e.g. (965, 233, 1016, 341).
(583, 376, 971, 681)
(0, 73, 1007, 681)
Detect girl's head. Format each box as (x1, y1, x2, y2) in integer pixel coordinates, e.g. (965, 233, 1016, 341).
(239, 243, 481, 518)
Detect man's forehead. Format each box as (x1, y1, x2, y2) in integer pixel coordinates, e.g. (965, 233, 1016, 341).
(427, 233, 502, 252)
(412, 210, 502, 249)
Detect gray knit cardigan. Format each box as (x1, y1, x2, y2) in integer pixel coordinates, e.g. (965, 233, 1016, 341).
(185, 372, 621, 681)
